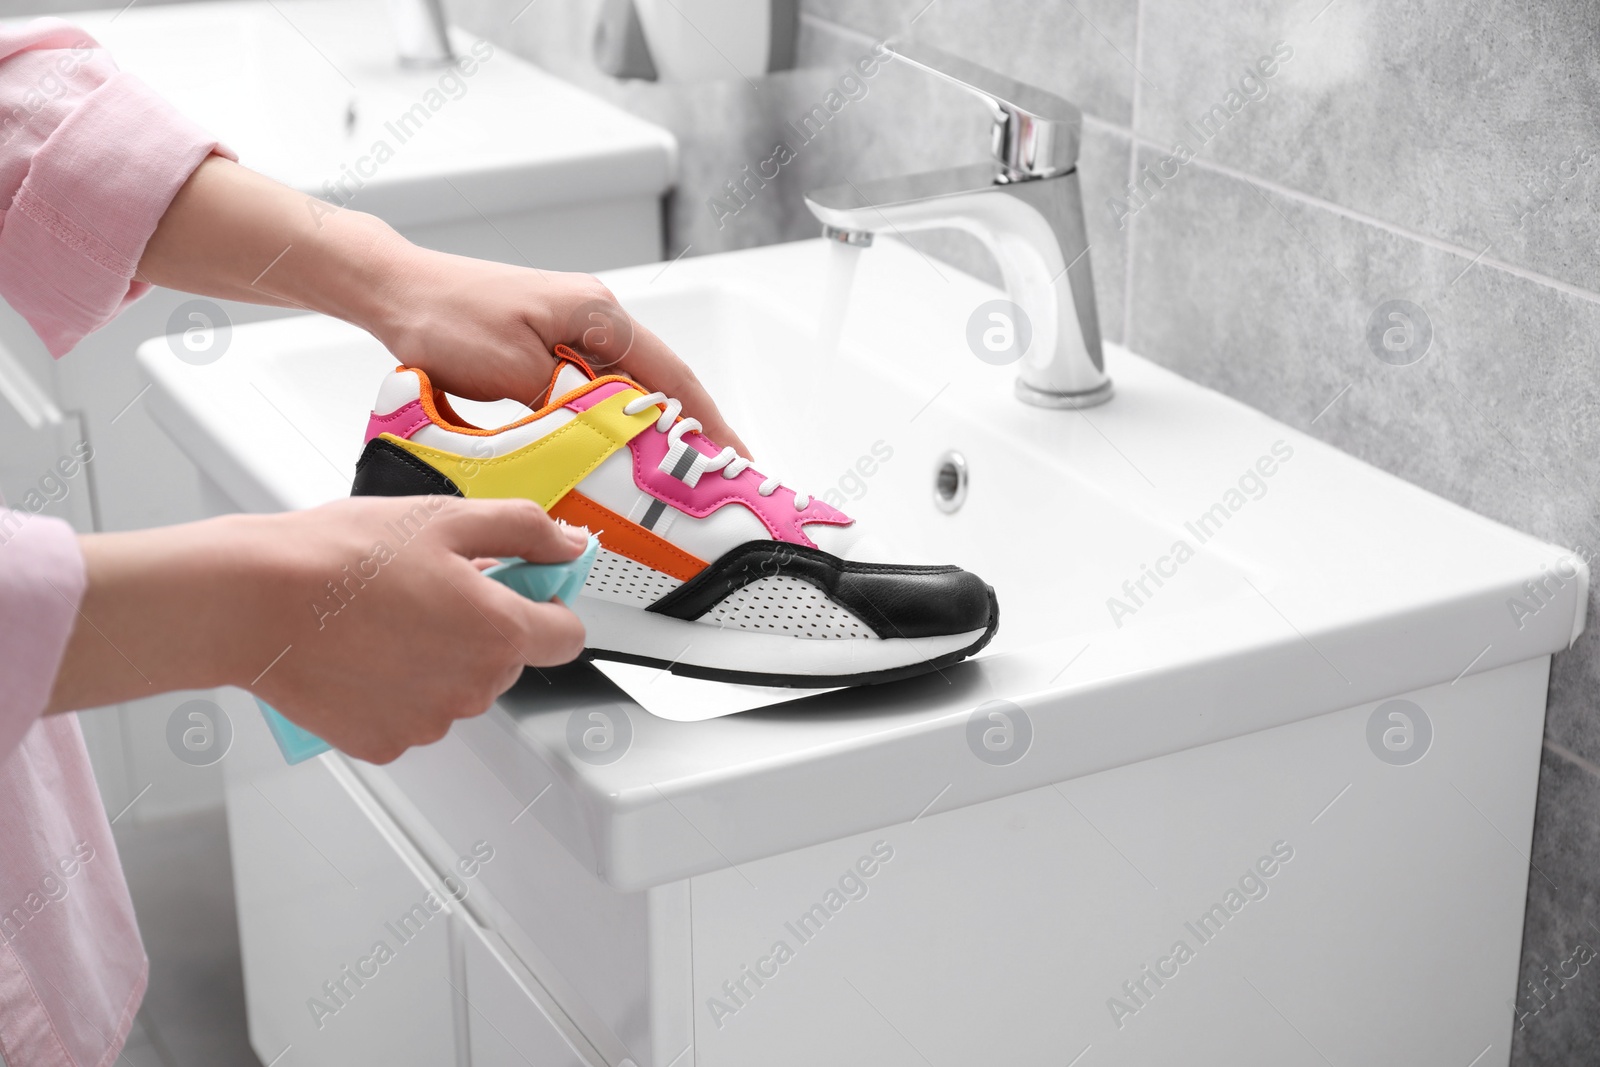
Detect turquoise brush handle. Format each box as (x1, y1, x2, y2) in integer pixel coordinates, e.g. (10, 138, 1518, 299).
(259, 534, 601, 765)
(257, 698, 331, 765)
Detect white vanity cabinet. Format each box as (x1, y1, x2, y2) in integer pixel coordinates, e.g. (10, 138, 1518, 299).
(214, 650, 1557, 1067)
(141, 240, 1586, 1067)
(350, 654, 1550, 1067)
(220, 687, 603, 1067)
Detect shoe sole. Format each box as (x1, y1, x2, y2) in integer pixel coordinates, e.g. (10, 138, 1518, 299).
(577, 585, 1000, 689)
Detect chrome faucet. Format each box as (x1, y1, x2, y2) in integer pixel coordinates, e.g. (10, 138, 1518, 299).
(388, 0, 455, 68)
(804, 42, 1110, 408)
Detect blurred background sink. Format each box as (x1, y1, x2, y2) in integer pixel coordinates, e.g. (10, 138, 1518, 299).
(0, 0, 675, 820)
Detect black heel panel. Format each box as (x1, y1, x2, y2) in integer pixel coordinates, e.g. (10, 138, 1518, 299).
(350, 437, 464, 498)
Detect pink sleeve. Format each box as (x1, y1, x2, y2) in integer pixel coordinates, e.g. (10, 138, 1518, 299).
(0, 19, 237, 356)
(0, 21, 235, 752)
(0, 512, 86, 757)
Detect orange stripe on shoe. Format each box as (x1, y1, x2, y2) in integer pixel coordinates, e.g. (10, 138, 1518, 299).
(404, 361, 645, 437)
(548, 491, 707, 583)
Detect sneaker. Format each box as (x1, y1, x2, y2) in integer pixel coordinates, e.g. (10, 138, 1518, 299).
(350, 347, 998, 687)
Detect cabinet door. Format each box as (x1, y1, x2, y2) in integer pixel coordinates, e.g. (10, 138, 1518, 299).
(456, 916, 605, 1067)
(225, 696, 462, 1067)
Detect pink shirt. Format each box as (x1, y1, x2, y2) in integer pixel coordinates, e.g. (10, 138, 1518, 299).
(1, 20, 232, 1066)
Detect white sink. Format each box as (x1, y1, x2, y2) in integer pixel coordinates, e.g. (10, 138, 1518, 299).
(64, 0, 676, 229)
(141, 239, 1586, 1067)
(143, 235, 1586, 880)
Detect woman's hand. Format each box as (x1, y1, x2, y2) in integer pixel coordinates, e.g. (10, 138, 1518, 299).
(49, 496, 588, 764)
(138, 156, 750, 457)
(366, 249, 751, 458)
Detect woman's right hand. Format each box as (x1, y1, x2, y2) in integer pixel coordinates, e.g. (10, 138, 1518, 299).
(49, 496, 588, 764)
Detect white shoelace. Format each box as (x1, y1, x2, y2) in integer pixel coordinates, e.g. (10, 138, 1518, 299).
(623, 391, 812, 510)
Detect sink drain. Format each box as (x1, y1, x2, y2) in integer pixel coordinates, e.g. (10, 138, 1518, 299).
(933, 451, 968, 513)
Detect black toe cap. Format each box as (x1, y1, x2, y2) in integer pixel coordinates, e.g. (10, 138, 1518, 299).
(649, 541, 997, 639)
(834, 562, 995, 638)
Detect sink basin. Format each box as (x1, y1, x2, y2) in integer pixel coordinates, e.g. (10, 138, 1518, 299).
(142, 236, 1585, 886)
(220, 261, 1256, 650)
(595, 276, 1262, 649)
(141, 237, 1587, 1067)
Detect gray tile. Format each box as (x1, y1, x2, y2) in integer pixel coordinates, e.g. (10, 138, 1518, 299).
(1511, 747, 1600, 1066)
(783, 19, 993, 187)
(802, 0, 1139, 126)
(1136, 0, 1600, 294)
(1547, 647, 1600, 787)
(454, 0, 858, 254)
(1126, 151, 1600, 764)
(665, 16, 1001, 253)
(1078, 122, 1133, 345)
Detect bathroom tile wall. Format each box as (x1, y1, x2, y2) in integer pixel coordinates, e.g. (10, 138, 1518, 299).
(461, 1, 1597, 1060)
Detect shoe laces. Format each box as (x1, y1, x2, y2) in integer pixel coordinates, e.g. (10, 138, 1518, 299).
(623, 391, 812, 510)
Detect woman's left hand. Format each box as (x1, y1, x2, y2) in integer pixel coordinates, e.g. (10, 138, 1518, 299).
(367, 248, 751, 458)
(139, 156, 750, 458)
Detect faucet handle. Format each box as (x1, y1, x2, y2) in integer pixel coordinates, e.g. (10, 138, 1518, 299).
(888, 39, 1081, 181)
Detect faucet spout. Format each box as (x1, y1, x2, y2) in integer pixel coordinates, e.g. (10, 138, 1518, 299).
(803, 42, 1112, 409)
(807, 162, 1109, 407)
